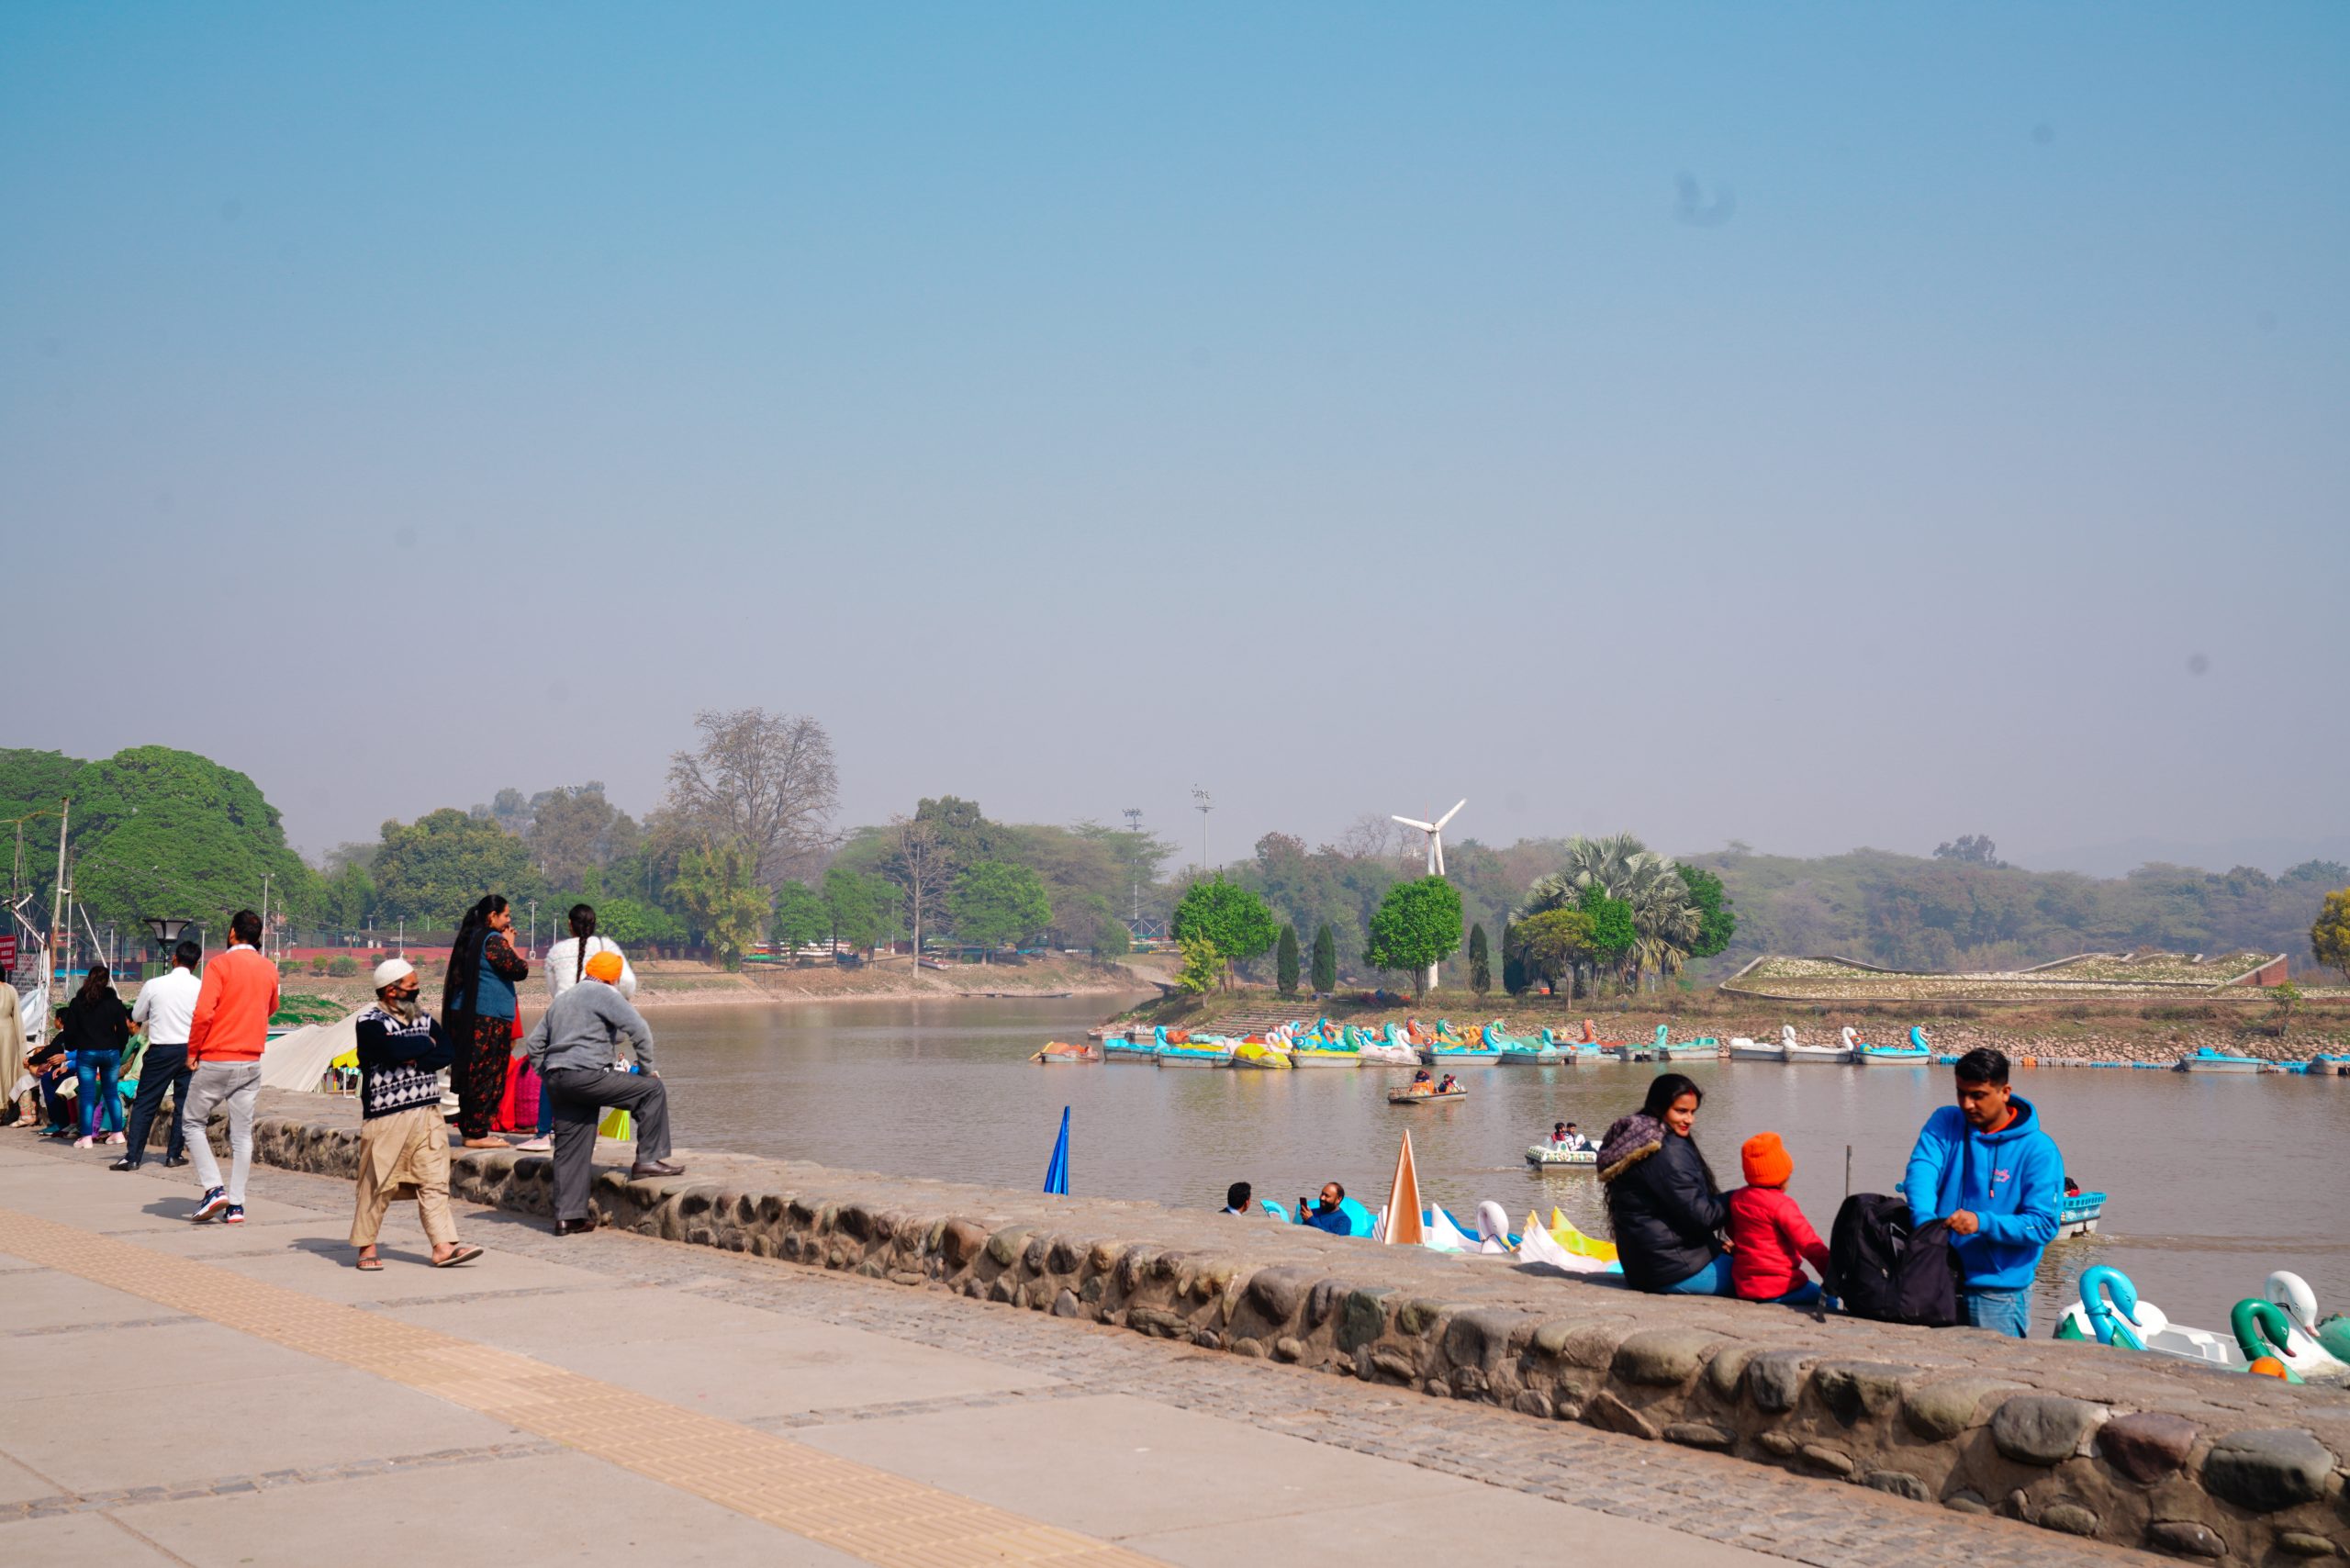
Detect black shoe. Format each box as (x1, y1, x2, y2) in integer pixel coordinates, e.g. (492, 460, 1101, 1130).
(162, 1155, 190, 1168)
(554, 1216, 597, 1237)
(110, 1158, 140, 1171)
(630, 1159, 684, 1179)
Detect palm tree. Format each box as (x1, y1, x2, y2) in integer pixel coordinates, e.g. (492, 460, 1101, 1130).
(1516, 834, 1700, 992)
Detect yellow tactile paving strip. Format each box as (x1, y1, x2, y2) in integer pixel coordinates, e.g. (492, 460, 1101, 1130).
(0, 1206, 1157, 1567)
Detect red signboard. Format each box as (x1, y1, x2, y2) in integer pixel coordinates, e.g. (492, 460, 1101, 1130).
(0, 935, 17, 970)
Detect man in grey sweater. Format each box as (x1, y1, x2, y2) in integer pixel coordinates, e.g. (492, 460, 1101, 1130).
(520, 948, 681, 1234)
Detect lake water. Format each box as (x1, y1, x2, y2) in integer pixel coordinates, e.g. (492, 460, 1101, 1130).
(651, 996, 2350, 1335)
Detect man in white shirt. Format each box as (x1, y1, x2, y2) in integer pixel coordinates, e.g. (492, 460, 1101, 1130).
(116, 939, 202, 1171)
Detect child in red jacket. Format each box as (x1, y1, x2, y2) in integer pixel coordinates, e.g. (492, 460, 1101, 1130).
(1728, 1132, 1833, 1306)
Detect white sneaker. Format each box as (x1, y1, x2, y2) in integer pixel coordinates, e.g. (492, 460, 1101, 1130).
(515, 1136, 553, 1152)
(106, 1132, 128, 1145)
(73, 1136, 97, 1148)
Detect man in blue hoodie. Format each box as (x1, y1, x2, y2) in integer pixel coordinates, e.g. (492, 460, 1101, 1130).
(1903, 1047, 2063, 1336)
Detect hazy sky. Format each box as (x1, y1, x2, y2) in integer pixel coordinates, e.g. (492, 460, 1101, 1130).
(6, 6, 2344, 874)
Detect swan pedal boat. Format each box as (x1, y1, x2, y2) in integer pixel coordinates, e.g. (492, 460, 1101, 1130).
(1855, 1026, 1934, 1066)
(1102, 1036, 1158, 1062)
(1619, 1025, 1718, 1061)
(1525, 1143, 1597, 1169)
(1728, 1034, 1786, 1062)
(1783, 1025, 1852, 1064)
(1484, 1023, 1560, 1063)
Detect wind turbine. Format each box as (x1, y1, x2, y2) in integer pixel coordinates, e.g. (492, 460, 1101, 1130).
(1393, 800, 1466, 877)
(1391, 801, 1465, 993)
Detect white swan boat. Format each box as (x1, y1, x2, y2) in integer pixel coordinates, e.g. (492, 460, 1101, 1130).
(1728, 1033, 1786, 1062)
(1782, 1025, 1852, 1065)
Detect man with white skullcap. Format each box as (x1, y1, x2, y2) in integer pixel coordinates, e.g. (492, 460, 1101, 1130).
(350, 957, 480, 1269)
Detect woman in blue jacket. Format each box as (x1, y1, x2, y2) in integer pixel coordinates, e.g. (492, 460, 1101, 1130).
(1903, 1047, 2063, 1337)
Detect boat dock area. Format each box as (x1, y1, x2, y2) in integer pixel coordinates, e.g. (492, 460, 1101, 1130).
(12, 1090, 2342, 1564)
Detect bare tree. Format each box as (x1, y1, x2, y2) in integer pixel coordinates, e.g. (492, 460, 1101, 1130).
(662, 710, 840, 884)
(1334, 813, 1400, 863)
(885, 815, 954, 964)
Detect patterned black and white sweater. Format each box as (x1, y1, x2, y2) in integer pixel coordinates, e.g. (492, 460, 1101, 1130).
(354, 1006, 455, 1120)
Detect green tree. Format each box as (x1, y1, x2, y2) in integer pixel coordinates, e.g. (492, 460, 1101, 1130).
(1674, 863, 1737, 959)
(673, 839, 768, 969)
(823, 866, 895, 956)
(1174, 931, 1221, 994)
(950, 859, 1052, 958)
(1310, 923, 1337, 995)
(1170, 875, 1279, 990)
(770, 879, 830, 961)
(590, 895, 681, 946)
(1276, 924, 1301, 996)
(373, 808, 535, 926)
(1466, 923, 1492, 995)
(1577, 887, 1638, 989)
(321, 860, 377, 928)
(1363, 876, 1464, 998)
(62, 746, 318, 932)
(1092, 915, 1131, 958)
(2313, 890, 2350, 986)
(2271, 979, 2303, 1036)
(1512, 908, 1595, 995)
(1500, 918, 1527, 995)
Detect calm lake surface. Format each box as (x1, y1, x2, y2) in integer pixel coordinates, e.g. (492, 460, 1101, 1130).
(653, 997, 2350, 1333)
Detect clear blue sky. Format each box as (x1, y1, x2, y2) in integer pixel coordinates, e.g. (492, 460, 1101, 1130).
(5, 5, 2344, 873)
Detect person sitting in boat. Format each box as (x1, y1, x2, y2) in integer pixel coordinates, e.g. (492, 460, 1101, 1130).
(1221, 1181, 1252, 1216)
(1411, 1068, 1433, 1087)
(2064, 1174, 2081, 1198)
(1299, 1182, 1354, 1234)
(1551, 1122, 1592, 1152)
(1436, 1074, 1460, 1095)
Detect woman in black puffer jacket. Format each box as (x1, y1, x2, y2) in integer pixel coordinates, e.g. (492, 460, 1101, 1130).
(1599, 1072, 1732, 1294)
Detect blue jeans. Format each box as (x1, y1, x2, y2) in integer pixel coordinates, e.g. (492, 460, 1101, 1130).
(1963, 1286, 2031, 1338)
(1774, 1279, 1824, 1307)
(1662, 1254, 1736, 1295)
(74, 1051, 124, 1137)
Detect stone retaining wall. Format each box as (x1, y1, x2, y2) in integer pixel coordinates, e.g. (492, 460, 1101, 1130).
(218, 1093, 2348, 1562)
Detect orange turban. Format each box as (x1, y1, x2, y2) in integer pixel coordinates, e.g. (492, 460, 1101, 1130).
(585, 949, 624, 985)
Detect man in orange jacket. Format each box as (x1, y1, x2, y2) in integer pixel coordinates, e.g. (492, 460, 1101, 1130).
(180, 909, 279, 1223)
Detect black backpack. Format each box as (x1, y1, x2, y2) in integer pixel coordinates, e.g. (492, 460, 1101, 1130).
(1827, 1193, 1961, 1327)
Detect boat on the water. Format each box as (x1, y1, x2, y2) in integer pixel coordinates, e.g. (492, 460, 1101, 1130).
(1728, 1032, 1786, 1062)
(1388, 1085, 1467, 1105)
(1856, 1025, 1933, 1066)
(1351, 1024, 1421, 1066)
(2057, 1266, 2247, 1371)
(1620, 1024, 1718, 1062)
(1783, 1025, 1852, 1064)
(2309, 1052, 2350, 1077)
(1539, 1028, 1606, 1061)
(1030, 1039, 1103, 1064)
(1485, 1022, 1559, 1063)
(1416, 1020, 1501, 1066)
(2056, 1188, 2106, 1237)
(1287, 1045, 1362, 1068)
(2177, 1046, 2266, 1074)
(1102, 1035, 1158, 1062)
(1152, 1027, 1234, 1068)
(1228, 1040, 1292, 1070)
(1524, 1143, 1597, 1169)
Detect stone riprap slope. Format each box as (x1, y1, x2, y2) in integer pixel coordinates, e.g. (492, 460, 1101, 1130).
(1723, 953, 2329, 1005)
(209, 1091, 2347, 1562)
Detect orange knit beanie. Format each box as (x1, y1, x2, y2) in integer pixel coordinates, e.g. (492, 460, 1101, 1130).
(1741, 1132, 1794, 1188)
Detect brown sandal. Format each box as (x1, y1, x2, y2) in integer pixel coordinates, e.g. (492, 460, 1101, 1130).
(356, 1255, 384, 1271)
(432, 1244, 484, 1268)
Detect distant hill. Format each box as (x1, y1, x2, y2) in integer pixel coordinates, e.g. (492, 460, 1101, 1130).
(1682, 846, 2342, 979)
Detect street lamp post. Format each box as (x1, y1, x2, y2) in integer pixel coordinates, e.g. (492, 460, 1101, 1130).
(527, 900, 538, 960)
(143, 917, 190, 978)
(1192, 787, 1213, 874)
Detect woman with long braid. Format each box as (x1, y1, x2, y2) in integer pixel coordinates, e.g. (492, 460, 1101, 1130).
(442, 894, 529, 1148)
(513, 904, 636, 1152)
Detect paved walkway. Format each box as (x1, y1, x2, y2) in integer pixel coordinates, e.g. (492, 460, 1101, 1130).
(0, 1134, 2157, 1567)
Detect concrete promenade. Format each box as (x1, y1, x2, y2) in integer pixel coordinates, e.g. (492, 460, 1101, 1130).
(0, 1133, 2173, 1568)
